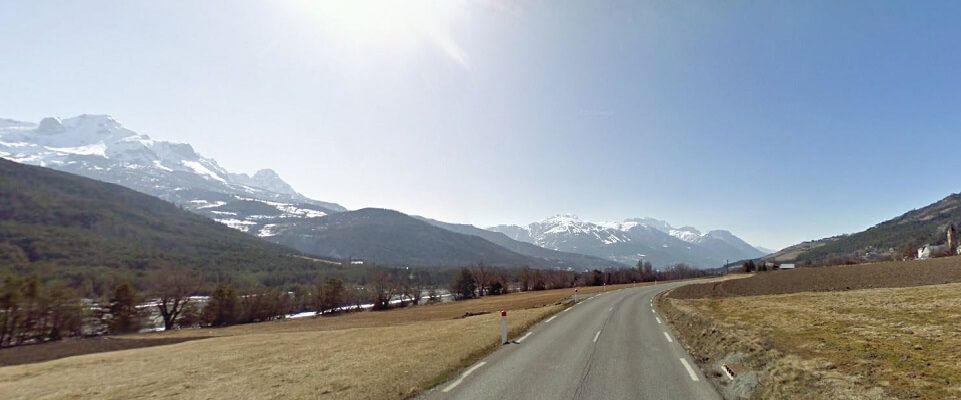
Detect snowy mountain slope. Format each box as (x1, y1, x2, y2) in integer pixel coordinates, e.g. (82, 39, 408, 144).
(488, 215, 765, 267)
(0, 115, 346, 236)
(415, 216, 626, 268)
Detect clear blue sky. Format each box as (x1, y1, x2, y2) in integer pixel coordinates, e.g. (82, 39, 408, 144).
(3, 1, 961, 250)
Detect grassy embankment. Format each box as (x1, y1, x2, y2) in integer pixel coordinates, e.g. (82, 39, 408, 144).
(0, 283, 641, 400)
(660, 257, 961, 399)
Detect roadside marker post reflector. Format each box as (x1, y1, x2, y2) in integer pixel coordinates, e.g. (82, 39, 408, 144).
(573, 288, 579, 303)
(501, 310, 508, 345)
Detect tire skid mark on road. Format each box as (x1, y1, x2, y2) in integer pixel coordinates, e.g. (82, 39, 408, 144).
(441, 361, 487, 393)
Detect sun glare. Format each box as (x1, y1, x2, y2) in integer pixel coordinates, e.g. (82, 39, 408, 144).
(306, 0, 457, 48)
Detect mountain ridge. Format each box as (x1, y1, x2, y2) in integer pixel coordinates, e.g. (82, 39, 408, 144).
(489, 214, 765, 268)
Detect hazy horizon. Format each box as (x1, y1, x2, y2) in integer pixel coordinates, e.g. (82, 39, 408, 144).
(5, 1, 961, 250)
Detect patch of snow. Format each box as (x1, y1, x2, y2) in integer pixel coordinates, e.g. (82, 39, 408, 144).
(214, 218, 256, 232)
(258, 223, 279, 237)
(152, 160, 173, 172)
(46, 142, 108, 157)
(209, 210, 237, 216)
(182, 160, 227, 183)
(188, 200, 226, 209)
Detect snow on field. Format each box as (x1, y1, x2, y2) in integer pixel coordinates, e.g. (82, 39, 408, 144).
(209, 210, 238, 216)
(258, 223, 279, 237)
(214, 218, 257, 232)
(188, 200, 227, 209)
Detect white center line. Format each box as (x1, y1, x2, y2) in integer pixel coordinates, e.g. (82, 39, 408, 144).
(593, 330, 602, 343)
(679, 358, 701, 382)
(545, 315, 558, 323)
(516, 332, 533, 343)
(442, 361, 487, 392)
(663, 332, 673, 343)
(656, 316, 662, 324)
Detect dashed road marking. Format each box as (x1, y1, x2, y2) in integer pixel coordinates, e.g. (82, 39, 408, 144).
(545, 315, 558, 323)
(593, 330, 602, 343)
(656, 316, 662, 324)
(516, 332, 533, 343)
(442, 361, 487, 392)
(679, 358, 700, 382)
(663, 332, 673, 343)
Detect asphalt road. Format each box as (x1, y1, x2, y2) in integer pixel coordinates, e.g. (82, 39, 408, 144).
(419, 282, 721, 400)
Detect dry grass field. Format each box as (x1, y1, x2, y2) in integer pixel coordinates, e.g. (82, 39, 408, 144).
(662, 258, 961, 399)
(0, 283, 640, 400)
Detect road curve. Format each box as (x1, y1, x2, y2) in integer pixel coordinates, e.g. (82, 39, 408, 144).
(418, 282, 720, 400)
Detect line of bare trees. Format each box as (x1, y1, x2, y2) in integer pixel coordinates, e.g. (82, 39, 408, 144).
(0, 261, 712, 348)
(448, 261, 713, 300)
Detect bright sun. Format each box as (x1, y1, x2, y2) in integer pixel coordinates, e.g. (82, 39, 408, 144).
(306, 0, 455, 44)
(300, 0, 470, 67)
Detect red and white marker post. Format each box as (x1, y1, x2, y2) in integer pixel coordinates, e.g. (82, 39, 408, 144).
(573, 288, 579, 303)
(500, 310, 508, 345)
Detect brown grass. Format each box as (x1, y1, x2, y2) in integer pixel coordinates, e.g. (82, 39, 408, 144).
(672, 283, 961, 399)
(670, 256, 961, 299)
(0, 283, 641, 400)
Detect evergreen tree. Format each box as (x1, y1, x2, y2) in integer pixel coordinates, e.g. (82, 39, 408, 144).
(203, 284, 238, 327)
(451, 268, 477, 300)
(107, 282, 143, 334)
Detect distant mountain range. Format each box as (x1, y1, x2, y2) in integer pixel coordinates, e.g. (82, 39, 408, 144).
(0, 115, 762, 269)
(768, 193, 961, 264)
(415, 216, 624, 268)
(0, 115, 620, 268)
(488, 215, 766, 268)
(271, 208, 618, 268)
(0, 115, 346, 235)
(0, 157, 336, 286)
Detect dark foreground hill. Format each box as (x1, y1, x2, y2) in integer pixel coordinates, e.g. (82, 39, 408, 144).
(269, 208, 590, 268)
(0, 158, 345, 290)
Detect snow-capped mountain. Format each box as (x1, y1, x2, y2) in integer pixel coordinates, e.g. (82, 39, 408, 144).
(0, 115, 346, 237)
(488, 215, 765, 268)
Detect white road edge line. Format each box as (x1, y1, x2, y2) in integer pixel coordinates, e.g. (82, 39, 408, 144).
(545, 315, 558, 323)
(442, 361, 487, 392)
(516, 332, 533, 343)
(609, 306, 614, 312)
(663, 332, 673, 343)
(593, 330, 601, 343)
(679, 358, 701, 382)
(656, 316, 662, 324)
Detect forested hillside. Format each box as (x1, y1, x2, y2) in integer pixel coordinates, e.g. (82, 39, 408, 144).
(776, 193, 961, 264)
(0, 159, 350, 294)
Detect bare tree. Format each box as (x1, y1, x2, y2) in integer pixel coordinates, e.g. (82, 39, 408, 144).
(150, 268, 203, 330)
(471, 264, 493, 297)
(369, 270, 398, 310)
